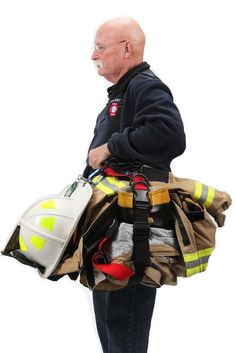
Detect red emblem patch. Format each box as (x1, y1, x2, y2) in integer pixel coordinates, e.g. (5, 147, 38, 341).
(108, 102, 119, 117)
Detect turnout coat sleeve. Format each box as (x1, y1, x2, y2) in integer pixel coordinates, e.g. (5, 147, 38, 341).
(107, 78, 186, 169)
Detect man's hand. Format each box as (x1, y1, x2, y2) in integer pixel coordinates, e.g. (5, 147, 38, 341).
(88, 143, 111, 169)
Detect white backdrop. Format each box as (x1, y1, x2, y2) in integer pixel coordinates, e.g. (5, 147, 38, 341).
(0, 1, 235, 352)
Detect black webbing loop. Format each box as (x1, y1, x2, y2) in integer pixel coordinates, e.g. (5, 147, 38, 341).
(129, 187, 150, 285)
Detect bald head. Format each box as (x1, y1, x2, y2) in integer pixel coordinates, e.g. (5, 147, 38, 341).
(96, 17, 145, 60)
(92, 17, 146, 83)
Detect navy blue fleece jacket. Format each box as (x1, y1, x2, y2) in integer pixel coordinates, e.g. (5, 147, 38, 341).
(83, 62, 185, 178)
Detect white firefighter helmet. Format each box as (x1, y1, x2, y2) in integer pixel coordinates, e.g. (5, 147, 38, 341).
(12, 177, 92, 278)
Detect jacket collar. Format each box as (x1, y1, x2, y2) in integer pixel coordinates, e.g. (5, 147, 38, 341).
(107, 61, 150, 98)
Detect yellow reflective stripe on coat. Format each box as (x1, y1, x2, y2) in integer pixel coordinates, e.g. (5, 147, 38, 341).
(93, 176, 126, 196)
(183, 247, 214, 276)
(193, 182, 215, 208)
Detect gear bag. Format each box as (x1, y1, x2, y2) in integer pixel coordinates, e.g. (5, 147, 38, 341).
(1, 162, 232, 290)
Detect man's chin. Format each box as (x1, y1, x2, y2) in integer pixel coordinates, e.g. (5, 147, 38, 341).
(97, 67, 105, 76)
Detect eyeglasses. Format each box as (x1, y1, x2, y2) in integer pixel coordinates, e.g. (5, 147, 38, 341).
(94, 40, 127, 53)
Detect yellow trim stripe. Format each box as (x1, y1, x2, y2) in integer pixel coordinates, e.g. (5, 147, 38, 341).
(95, 181, 114, 195)
(193, 182, 203, 202)
(92, 175, 102, 184)
(93, 175, 114, 195)
(198, 247, 214, 258)
(106, 176, 126, 189)
(183, 252, 199, 262)
(94, 176, 126, 196)
(186, 263, 208, 276)
(183, 247, 214, 263)
(193, 182, 215, 209)
(183, 247, 214, 276)
(204, 186, 215, 208)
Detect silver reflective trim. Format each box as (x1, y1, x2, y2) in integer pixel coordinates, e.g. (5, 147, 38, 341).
(185, 255, 210, 269)
(199, 184, 208, 204)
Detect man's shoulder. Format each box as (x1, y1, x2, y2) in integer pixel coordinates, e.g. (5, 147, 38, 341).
(128, 69, 173, 98)
(130, 69, 161, 85)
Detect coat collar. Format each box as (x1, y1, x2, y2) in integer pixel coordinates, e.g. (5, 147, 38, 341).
(107, 61, 150, 98)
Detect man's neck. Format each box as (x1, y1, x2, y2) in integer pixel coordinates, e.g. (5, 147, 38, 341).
(110, 60, 143, 84)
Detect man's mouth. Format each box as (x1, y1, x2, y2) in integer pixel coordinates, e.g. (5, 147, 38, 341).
(94, 60, 104, 69)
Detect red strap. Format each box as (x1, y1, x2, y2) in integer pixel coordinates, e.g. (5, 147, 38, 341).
(102, 167, 148, 190)
(93, 256, 135, 281)
(92, 237, 135, 281)
(103, 166, 128, 177)
(98, 237, 108, 251)
(132, 175, 148, 190)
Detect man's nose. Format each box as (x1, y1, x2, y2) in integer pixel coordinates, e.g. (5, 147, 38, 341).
(91, 49, 99, 60)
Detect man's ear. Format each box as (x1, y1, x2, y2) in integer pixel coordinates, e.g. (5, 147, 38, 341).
(123, 42, 133, 59)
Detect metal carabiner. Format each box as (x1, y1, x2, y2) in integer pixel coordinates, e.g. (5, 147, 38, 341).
(87, 168, 104, 186)
(64, 175, 88, 197)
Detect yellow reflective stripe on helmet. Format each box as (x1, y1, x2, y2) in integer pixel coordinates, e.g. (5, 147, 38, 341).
(193, 182, 215, 208)
(19, 236, 28, 252)
(39, 217, 56, 232)
(183, 247, 214, 276)
(40, 200, 57, 209)
(30, 235, 47, 251)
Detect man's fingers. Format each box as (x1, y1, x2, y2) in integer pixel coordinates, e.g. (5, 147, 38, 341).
(88, 144, 110, 169)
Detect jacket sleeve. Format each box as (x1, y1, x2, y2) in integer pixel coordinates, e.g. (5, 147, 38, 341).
(107, 80, 186, 168)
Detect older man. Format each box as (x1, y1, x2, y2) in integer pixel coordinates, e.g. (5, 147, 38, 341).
(83, 17, 185, 353)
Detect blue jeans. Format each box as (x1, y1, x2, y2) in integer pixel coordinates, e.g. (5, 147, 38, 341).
(92, 284, 157, 353)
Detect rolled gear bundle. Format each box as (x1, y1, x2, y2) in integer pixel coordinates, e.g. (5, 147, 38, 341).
(80, 179, 186, 291)
(1, 177, 93, 278)
(56, 171, 231, 289)
(89, 222, 185, 291)
(79, 170, 232, 291)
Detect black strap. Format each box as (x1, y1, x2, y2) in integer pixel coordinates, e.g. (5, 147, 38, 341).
(186, 210, 204, 222)
(9, 250, 45, 272)
(171, 201, 191, 246)
(103, 157, 143, 176)
(141, 166, 169, 182)
(129, 187, 150, 284)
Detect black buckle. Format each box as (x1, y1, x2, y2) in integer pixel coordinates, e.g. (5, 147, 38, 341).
(133, 190, 149, 210)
